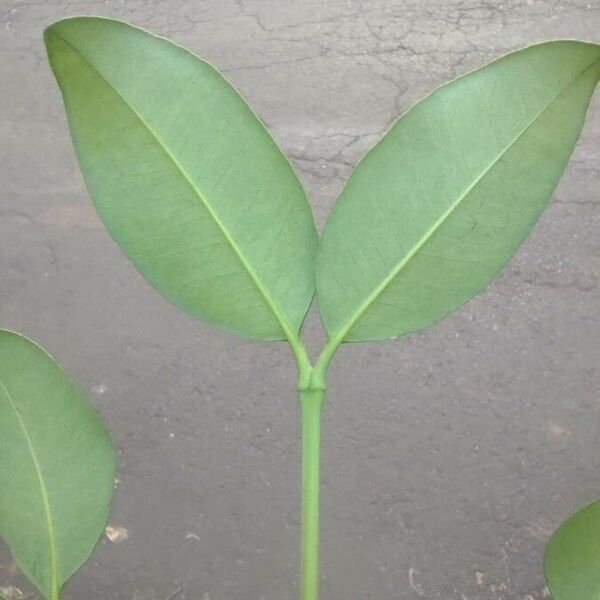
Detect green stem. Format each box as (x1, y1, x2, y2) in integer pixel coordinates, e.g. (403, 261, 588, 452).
(299, 385, 324, 600)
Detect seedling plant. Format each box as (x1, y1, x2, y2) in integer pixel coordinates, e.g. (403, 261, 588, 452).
(43, 19, 600, 600)
(2, 17, 599, 600)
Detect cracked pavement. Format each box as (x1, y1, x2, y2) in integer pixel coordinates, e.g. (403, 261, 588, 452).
(1, 0, 599, 599)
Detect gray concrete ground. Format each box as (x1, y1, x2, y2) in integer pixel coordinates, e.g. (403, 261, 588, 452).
(1, 0, 600, 598)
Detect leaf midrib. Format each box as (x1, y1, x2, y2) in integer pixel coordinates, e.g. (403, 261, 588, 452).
(330, 55, 600, 344)
(0, 378, 59, 598)
(49, 29, 298, 344)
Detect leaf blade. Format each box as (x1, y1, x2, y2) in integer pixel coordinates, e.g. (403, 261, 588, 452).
(316, 41, 600, 343)
(544, 498, 600, 600)
(0, 330, 115, 599)
(45, 17, 317, 341)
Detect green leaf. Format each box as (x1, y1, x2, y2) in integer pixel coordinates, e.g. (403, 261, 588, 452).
(0, 330, 115, 600)
(545, 498, 600, 600)
(316, 41, 600, 344)
(44, 17, 317, 342)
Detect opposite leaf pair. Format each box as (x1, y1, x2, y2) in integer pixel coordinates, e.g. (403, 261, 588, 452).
(45, 18, 600, 381)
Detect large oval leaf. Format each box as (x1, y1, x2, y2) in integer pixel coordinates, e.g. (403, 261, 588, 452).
(0, 330, 115, 600)
(45, 17, 317, 342)
(317, 41, 600, 343)
(545, 498, 600, 600)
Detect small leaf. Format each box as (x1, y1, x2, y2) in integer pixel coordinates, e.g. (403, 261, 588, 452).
(544, 498, 600, 600)
(0, 330, 115, 600)
(317, 41, 600, 343)
(45, 17, 318, 342)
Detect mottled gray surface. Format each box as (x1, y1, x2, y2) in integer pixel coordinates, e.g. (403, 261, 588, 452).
(1, 0, 599, 599)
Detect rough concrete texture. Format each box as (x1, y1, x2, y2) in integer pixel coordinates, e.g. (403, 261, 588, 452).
(1, 0, 599, 599)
